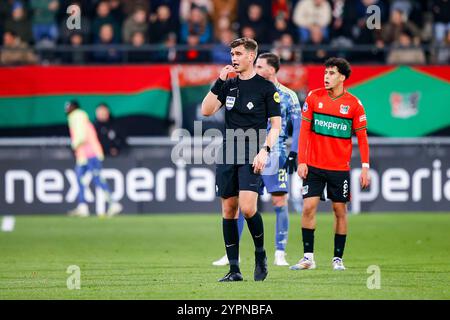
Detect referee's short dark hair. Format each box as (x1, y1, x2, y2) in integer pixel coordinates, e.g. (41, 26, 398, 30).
(230, 37, 258, 55)
(258, 52, 280, 73)
(325, 57, 351, 80)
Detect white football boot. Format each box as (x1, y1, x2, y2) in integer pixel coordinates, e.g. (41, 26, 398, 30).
(107, 202, 123, 217)
(289, 254, 316, 270)
(212, 254, 241, 266)
(68, 203, 89, 217)
(274, 250, 289, 266)
(332, 257, 346, 270)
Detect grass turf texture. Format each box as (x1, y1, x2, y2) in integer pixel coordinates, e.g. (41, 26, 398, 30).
(0, 213, 449, 300)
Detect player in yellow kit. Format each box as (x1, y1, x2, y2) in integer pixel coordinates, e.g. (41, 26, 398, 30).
(65, 100, 122, 217)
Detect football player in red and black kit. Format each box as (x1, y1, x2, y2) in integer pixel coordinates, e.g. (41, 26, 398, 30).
(290, 57, 370, 271)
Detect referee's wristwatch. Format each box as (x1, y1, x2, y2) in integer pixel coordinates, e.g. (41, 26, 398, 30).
(262, 145, 271, 153)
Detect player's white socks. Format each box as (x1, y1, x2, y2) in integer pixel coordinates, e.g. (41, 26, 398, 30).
(304, 252, 314, 260)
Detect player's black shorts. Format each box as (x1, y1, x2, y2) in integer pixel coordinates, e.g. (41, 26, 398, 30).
(302, 165, 350, 203)
(215, 164, 262, 198)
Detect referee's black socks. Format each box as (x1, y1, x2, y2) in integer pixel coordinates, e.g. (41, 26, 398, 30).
(245, 212, 265, 255)
(302, 228, 315, 254)
(223, 218, 240, 273)
(334, 234, 347, 258)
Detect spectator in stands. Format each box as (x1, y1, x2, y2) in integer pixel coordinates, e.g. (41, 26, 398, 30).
(435, 30, 450, 64)
(180, 0, 213, 22)
(121, 0, 149, 16)
(238, 0, 272, 27)
(270, 0, 295, 44)
(270, 15, 296, 44)
(94, 103, 128, 157)
(0, 1, 12, 29)
(128, 31, 151, 63)
(349, 0, 386, 62)
(302, 24, 329, 63)
(59, 1, 92, 44)
(178, 33, 210, 63)
(150, 0, 180, 22)
(212, 0, 238, 40)
(240, 3, 270, 44)
(240, 25, 257, 40)
(61, 32, 87, 64)
(387, 30, 426, 65)
(109, 0, 125, 25)
(353, 0, 387, 43)
(161, 32, 178, 62)
(30, 0, 59, 43)
(0, 30, 38, 65)
(213, 15, 233, 41)
(4, 2, 33, 44)
(92, 24, 121, 63)
(149, 5, 177, 44)
(272, 0, 290, 21)
(180, 6, 212, 44)
(381, 8, 421, 46)
(92, 1, 120, 43)
(390, 0, 425, 31)
(329, 0, 358, 41)
(272, 33, 300, 63)
(431, 0, 450, 43)
(211, 28, 235, 63)
(122, 7, 148, 44)
(292, 0, 332, 43)
(58, 0, 95, 21)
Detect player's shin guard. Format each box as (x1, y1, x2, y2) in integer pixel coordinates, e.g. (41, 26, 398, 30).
(274, 206, 289, 251)
(245, 212, 265, 252)
(223, 218, 240, 273)
(334, 234, 347, 258)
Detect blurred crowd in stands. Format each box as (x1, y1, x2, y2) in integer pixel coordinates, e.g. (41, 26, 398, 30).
(0, 0, 449, 65)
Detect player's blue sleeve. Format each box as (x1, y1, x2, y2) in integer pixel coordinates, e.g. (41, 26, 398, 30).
(291, 116, 301, 153)
(288, 90, 301, 153)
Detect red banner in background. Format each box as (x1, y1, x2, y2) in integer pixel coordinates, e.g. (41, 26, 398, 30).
(0, 65, 172, 97)
(175, 64, 224, 87)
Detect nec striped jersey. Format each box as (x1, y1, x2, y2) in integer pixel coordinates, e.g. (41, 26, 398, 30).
(298, 88, 369, 171)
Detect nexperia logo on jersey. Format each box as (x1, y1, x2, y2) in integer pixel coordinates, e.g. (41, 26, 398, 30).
(312, 113, 353, 139)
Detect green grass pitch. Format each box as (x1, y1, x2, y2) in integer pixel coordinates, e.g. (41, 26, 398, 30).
(0, 213, 449, 299)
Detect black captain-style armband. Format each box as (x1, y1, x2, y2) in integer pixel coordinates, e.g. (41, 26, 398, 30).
(210, 78, 225, 95)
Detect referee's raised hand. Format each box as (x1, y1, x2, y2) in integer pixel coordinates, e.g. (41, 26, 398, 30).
(219, 65, 235, 81)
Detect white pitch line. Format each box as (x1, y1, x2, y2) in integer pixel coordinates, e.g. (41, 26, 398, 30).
(1, 216, 15, 232)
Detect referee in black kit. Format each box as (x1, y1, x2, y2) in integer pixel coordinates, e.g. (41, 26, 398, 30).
(201, 38, 281, 282)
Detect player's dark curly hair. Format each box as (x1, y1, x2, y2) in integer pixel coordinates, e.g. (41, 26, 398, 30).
(324, 57, 351, 80)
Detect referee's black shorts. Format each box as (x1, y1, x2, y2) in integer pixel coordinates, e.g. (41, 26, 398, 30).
(302, 165, 350, 203)
(215, 164, 262, 198)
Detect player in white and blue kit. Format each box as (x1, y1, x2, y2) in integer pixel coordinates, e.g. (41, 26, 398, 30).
(213, 53, 301, 266)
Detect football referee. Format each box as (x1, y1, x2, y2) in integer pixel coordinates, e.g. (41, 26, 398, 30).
(201, 38, 281, 282)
